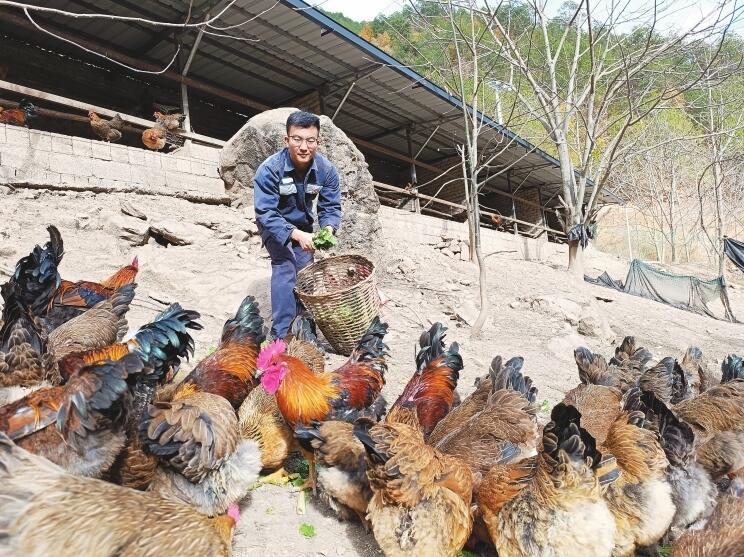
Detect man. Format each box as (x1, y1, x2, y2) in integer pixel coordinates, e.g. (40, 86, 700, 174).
(254, 111, 342, 339)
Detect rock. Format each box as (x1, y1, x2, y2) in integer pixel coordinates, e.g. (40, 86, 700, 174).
(249, 235, 262, 246)
(74, 214, 92, 230)
(120, 200, 147, 220)
(106, 214, 150, 246)
(441, 248, 454, 258)
(547, 333, 587, 361)
(459, 278, 473, 286)
(435, 241, 449, 249)
(149, 220, 208, 246)
(460, 243, 471, 261)
(232, 230, 250, 242)
(449, 300, 479, 326)
(577, 301, 614, 342)
(509, 300, 520, 309)
(219, 107, 382, 251)
(0, 185, 11, 195)
(451, 243, 461, 254)
(245, 220, 260, 236)
(528, 295, 583, 326)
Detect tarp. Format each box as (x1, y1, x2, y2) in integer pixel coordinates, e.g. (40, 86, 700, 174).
(724, 237, 744, 274)
(586, 259, 737, 322)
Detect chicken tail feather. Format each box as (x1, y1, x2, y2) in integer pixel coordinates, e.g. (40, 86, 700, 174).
(221, 295, 264, 346)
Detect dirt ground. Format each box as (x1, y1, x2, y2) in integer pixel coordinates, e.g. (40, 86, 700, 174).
(1, 186, 743, 556)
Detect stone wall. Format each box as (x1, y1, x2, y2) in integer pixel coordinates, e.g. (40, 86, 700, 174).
(0, 124, 223, 195)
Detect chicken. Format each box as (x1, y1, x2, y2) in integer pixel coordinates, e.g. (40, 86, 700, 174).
(48, 283, 135, 361)
(0, 433, 240, 557)
(255, 316, 388, 491)
(46, 255, 139, 331)
(0, 353, 144, 477)
(0, 100, 37, 127)
(0, 283, 57, 391)
(427, 355, 505, 446)
(671, 479, 744, 556)
(154, 110, 185, 130)
(355, 420, 474, 557)
(295, 322, 462, 524)
(142, 125, 167, 150)
(141, 391, 262, 516)
(675, 346, 707, 398)
(640, 390, 717, 537)
(172, 295, 264, 409)
(88, 111, 124, 142)
(488, 403, 617, 557)
(563, 383, 623, 446)
(238, 314, 322, 480)
(599, 388, 675, 556)
(434, 355, 539, 483)
(385, 322, 462, 437)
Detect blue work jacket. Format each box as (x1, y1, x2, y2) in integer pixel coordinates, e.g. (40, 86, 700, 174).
(253, 148, 342, 246)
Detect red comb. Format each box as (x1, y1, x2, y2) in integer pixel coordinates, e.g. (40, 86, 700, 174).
(131, 255, 139, 269)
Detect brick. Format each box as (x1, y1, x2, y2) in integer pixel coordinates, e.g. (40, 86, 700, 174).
(59, 173, 87, 187)
(162, 157, 179, 172)
(165, 170, 196, 188)
(92, 159, 131, 182)
(15, 167, 60, 184)
(91, 142, 111, 161)
(72, 138, 93, 157)
(128, 148, 145, 165)
(190, 143, 221, 162)
(48, 152, 91, 176)
(110, 144, 129, 163)
(144, 151, 161, 168)
(29, 130, 52, 151)
(5, 126, 30, 146)
(194, 175, 224, 194)
(51, 135, 73, 154)
(175, 157, 191, 173)
(0, 124, 6, 143)
(0, 145, 49, 170)
(203, 164, 220, 178)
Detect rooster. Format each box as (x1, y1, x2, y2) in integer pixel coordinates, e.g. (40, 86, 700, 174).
(295, 322, 461, 523)
(0, 433, 241, 557)
(45, 256, 139, 331)
(256, 316, 389, 491)
(154, 111, 185, 130)
(133, 296, 265, 513)
(0, 100, 37, 127)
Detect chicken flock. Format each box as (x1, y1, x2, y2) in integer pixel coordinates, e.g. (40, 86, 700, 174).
(1, 225, 743, 557)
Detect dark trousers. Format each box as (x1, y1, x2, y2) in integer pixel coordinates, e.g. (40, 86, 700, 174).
(263, 232, 314, 338)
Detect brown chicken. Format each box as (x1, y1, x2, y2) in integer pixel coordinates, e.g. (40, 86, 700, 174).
(238, 314, 323, 480)
(154, 110, 185, 130)
(486, 403, 617, 557)
(434, 355, 539, 483)
(0, 100, 37, 127)
(0, 353, 145, 477)
(671, 479, 744, 556)
(295, 322, 462, 524)
(141, 391, 262, 516)
(46, 255, 139, 332)
(142, 125, 167, 150)
(600, 389, 675, 556)
(255, 316, 388, 491)
(355, 420, 474, 557)
(0, 300, 199, 479)
(0, 433, 240, 557)
(47, 283, 135, 361)
(88, 111, 124, 142)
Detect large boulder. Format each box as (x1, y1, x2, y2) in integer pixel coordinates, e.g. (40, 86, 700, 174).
(219, 107, 381, 251)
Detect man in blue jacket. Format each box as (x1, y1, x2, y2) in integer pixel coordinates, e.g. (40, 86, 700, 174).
(254, 111, 342, 339)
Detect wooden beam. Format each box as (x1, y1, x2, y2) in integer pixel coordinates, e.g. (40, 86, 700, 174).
(0, 80, 225, 147)
(350, 136, 444, 174)
(0, 10, 270, 113)
(373, 181, 565, 236)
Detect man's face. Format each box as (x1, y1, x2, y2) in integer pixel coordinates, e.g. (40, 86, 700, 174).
(284, 125, 319, 169)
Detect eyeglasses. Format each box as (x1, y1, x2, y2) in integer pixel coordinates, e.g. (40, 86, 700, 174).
(288, 135, 319, 147)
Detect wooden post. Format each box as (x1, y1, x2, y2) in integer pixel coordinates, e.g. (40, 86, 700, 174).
(507, 171, 518, 236)
(405, 125, 419, 213)
(625, 206, 634, 261)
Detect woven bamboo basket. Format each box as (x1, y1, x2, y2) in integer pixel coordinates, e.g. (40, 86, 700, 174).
(295, 254, 380, 356)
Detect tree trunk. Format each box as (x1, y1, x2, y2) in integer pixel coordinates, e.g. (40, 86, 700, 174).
(471, 226, 490, 336)
(568, 240, 584, 279)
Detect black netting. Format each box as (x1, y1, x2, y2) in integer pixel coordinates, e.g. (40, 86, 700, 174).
(586, 259, 737, 322)
(725, 237, 744, 274)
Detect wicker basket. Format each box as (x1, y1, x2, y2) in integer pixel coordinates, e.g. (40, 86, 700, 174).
(295, 254, 380, 356)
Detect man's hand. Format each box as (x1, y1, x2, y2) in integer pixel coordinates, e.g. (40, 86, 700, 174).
(291, 229, 315, 252)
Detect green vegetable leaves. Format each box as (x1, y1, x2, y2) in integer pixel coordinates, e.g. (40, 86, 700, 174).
(312, 227, 338, 250)
(299, 523, 316, 538)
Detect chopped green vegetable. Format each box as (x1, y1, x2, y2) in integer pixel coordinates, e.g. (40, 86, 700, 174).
(539, 399, 552, 413)
(297, 489, 308, 515)
(457, 551, 476, 557)
(657, 546, 672, 557)
(205, 345, 217, 355)
(265, 506, 274, 515)
(312, 227, 337, 250)
(299, 522, 316, 538)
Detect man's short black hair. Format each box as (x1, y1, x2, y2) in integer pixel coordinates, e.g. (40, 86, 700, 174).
(286, 110, 320, 134)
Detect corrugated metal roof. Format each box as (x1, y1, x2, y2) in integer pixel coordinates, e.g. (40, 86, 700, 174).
(0, 0, 618, 208)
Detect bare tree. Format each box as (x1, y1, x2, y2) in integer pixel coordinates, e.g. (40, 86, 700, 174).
(475, 0, 743, 276)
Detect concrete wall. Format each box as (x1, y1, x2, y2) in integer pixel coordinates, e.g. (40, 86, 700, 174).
(380, 205, 565, 261)
(0, 124, 223, 195)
